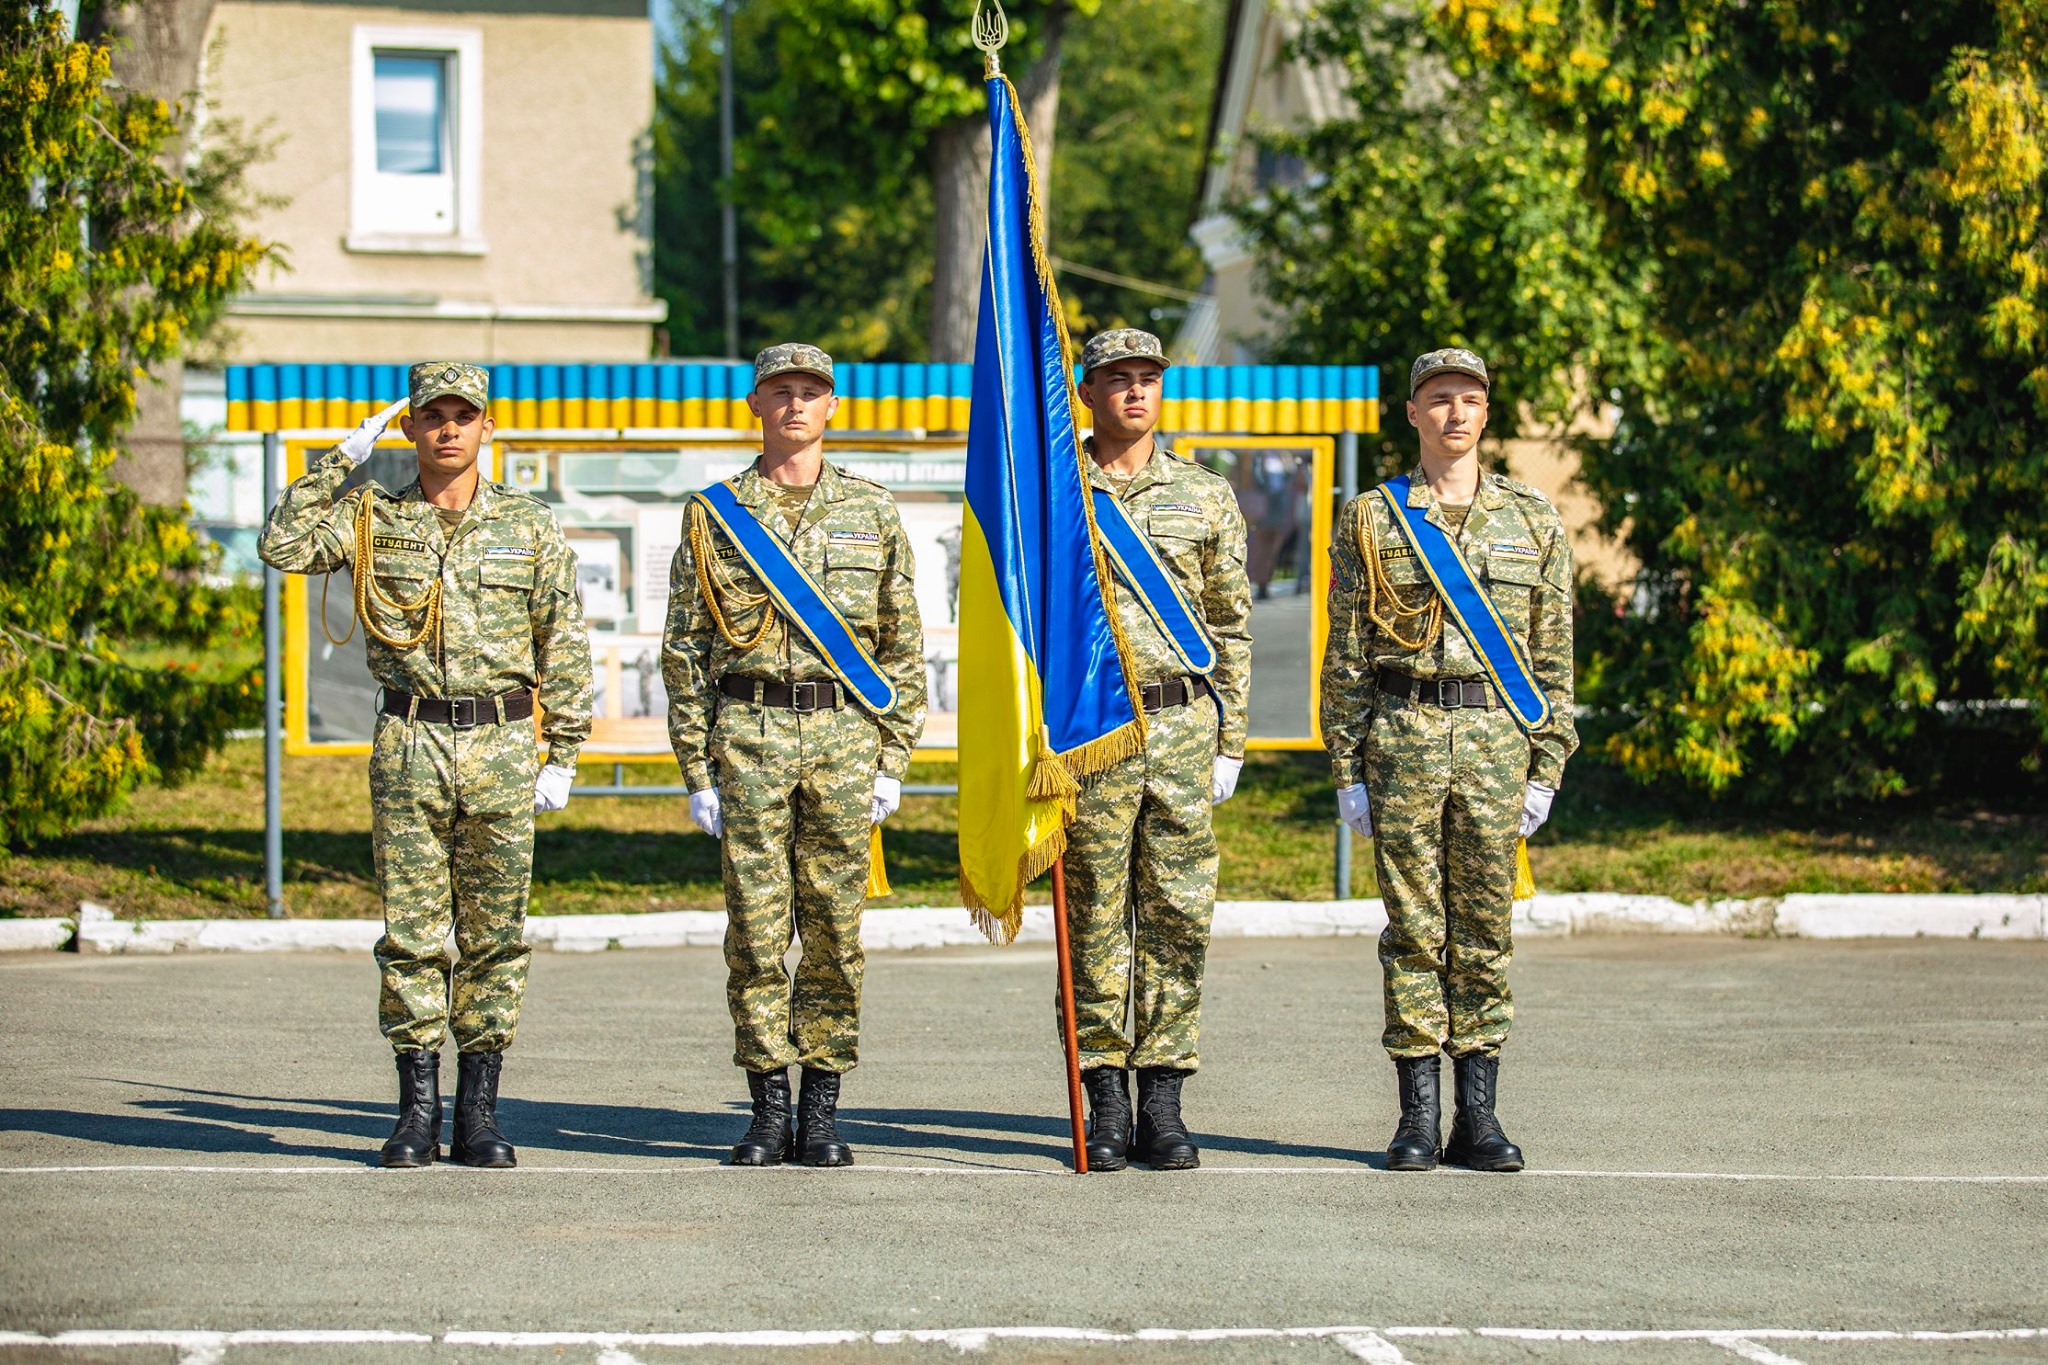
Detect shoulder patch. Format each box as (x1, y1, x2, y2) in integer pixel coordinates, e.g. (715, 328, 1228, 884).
(372, 534, 429, 555)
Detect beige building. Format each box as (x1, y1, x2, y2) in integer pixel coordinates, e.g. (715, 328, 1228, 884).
(1187, 0, 1631, 589)
(201, 0, 664, 362)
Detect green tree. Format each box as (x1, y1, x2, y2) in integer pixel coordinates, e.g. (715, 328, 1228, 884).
(653, 0, 1222, 361)
(0, 4, 270, 846)
(1232, 0, 1657, 455)
(1051, 0, 1227, 336)
(1424, 0, 2048, 800)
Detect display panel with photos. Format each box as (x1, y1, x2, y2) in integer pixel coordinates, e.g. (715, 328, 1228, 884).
(283, 437, 1334, 756)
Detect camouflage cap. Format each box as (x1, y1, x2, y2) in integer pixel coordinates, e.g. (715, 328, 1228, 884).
(1079, 328, 1171, 377)
(1408, 347, 1490, 396)
(409, 361, 490, 410)
(753, 343, 835, 391)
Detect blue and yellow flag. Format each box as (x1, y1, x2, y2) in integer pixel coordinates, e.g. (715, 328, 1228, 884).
(956, 74, 1142, 944)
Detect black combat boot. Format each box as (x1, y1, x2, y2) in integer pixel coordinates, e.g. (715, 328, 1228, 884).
(1442, 1052, 1524, 1172)
(379, 1049, 441, 1168)
(450, 1051, 517, 1168)
(1081, 1067, 1132, 1172)
(730, 1068, 795, 1166)
(795, 1067, 853, 1167)
(1132, 1067, 1200, 1169)
(1386, 1054, 1441, 1172)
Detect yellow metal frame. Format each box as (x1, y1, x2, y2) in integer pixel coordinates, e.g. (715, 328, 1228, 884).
(281, 431, 1335, 761)
(1174, 435, 1335, 752)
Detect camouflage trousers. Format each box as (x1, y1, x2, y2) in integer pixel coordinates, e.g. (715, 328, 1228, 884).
(713, 696, 879, 1074)
(369, 714, 537, 1055)
(1363, 691, 1529, 1059)
(1059, 691, 1219, 1072)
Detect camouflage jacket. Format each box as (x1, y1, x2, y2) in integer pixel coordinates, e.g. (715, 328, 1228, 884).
(662, 460, 928, 789)
(1088, 441, 1254, 757)
(257, 448, 595, 770)
(1321, 465, 1578, 788)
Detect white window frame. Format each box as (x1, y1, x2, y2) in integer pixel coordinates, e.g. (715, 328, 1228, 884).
(347, 24, 486, 255)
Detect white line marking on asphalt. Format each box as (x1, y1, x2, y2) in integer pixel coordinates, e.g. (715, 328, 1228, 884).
(1711, 1336, 1810, 1365)
(1336, 1331, 1415, 1363)
(5, 1162, 2048, 1183)
(0, 1326, 2041, 1352)
(595, 1350, 645, 1365)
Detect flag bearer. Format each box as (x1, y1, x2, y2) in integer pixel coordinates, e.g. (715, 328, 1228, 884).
(1063, 329, 1252, 1171)
(260, 362, 594, 1169)
(664, 344, 927, 1168)
(1320, 348, 1578, 1173)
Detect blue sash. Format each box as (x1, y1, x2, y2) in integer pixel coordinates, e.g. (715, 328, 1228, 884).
(1091, 488, 1217, 676)
(1374, 475, 1551, 732)
(690, 480, 898, 715)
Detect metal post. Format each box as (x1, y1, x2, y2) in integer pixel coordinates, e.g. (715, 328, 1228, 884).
(262, 432, 284, 919)
(719, 0, 739, 360)
(1334, 429, 1360, 900)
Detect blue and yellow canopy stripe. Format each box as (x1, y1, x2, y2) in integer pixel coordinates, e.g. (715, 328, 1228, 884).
(223, 362, 1381, 435)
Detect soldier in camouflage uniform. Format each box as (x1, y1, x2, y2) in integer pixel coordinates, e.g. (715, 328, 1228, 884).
(260, 362, 594, 1170)
(1320, 348, 1578, 1173)
(663, 344, 927, 1168)
(1064, 329, 1253, 1171)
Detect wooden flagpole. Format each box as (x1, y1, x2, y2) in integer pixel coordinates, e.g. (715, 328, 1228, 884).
(1049, 860, 1090, 1174)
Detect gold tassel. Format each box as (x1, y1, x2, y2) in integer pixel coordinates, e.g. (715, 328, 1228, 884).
(866, 825, 891, 900)
(1513, 838, 1536, 900)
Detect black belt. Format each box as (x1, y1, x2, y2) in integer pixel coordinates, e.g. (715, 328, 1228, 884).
(1141, 677, 1212, 713)
(718, 676, 844, 712)
(1378, 669, 1492, 710)
(381, 688, 534, 727)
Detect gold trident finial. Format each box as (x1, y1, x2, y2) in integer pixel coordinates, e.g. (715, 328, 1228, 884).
(973, 0, 1009, 75)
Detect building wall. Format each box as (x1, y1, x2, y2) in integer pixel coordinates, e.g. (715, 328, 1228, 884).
(203, 0, 661, 362)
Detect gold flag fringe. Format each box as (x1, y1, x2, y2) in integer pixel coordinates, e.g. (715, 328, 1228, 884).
(961, 818, 1070, 946)
(866, 825, 892, 899)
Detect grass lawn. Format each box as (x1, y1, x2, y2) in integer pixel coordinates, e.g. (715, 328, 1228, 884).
(2, 738, 2045, 920)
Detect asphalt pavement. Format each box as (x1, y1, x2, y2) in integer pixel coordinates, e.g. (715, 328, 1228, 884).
(3, 935, 2045, 1364)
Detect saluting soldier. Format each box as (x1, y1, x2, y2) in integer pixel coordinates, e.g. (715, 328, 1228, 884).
(1064, 329, 1252, 1171)
(663, 344, 927, 1168)
(260, 362, 594, 1169)
(1320, 348, 1578, 1173)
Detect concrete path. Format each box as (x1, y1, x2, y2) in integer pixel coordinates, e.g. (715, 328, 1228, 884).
(3, 937, 2045, 1363)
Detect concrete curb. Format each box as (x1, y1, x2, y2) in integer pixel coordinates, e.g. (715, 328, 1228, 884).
(8, 892, 2042, 954)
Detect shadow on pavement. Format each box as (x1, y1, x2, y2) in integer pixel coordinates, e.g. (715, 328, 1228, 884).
(8, 1084, 1380, 1169)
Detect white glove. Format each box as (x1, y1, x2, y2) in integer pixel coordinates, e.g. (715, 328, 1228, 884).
(872, 773, 901, 825)
(337, 396, 410, 465)
(1519, 781, 1555, 838)
(1210, 754, 1242, 805)
(1336, 782, 1373, 838)
(532, 763, 573, 813)
(689, 787, 723, 839)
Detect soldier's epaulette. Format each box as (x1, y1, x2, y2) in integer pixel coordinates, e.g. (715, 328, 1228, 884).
(492, 481, 547, 506)
(1491, 472, 1555, 507)
(830, 462, 890, 492)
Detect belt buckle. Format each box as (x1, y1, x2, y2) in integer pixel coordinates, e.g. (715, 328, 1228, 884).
(449, 697, 478, 729)
(1435, 679, 1464, 709)
(790, 682, 820, 714)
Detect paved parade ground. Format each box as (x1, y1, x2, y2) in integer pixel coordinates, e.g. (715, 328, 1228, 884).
(3, 935, 2046, 1363)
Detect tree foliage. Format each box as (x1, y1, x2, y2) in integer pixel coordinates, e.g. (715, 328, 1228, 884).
(1232, 0, 1656, 452)
(1250, 0, 2048, 801)
(652, 0, 1220, 359)
(0, 5, 269, 846)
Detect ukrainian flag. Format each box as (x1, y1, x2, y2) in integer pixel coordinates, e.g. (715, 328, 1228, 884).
(956, 74, 1142, 944)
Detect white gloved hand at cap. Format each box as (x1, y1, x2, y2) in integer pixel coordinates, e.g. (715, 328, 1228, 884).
(689, 787, 723, 839)
(1210, 755, 1243, 806)
(872, 774, 902, 825)
(337, 396, 411, 466)
(532, 763, 573, 813)
(1336, 782, 1373, 838)
(1518, 781, 1555, 838)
